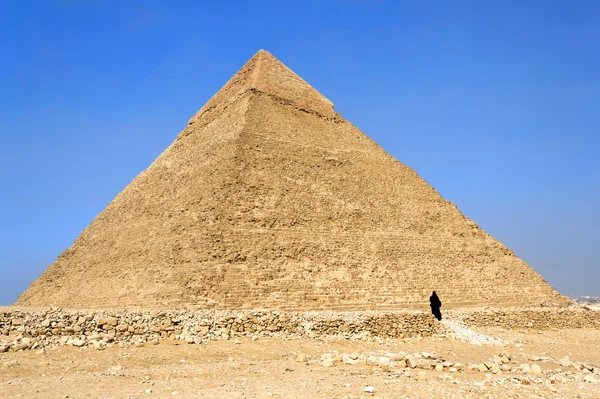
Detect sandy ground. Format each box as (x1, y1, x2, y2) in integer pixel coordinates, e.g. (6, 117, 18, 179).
(2, 327, 600, 399)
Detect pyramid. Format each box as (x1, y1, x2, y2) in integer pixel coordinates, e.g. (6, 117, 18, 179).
(17, 50, 569, 310)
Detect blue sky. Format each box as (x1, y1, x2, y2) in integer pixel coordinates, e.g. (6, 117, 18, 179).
(0, 1, 598, 305)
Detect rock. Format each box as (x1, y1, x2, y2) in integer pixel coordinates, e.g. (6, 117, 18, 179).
(406, 357, 417, 369)
(559, 357, 571, 367)
(531, 364, 542, 375)
(435, 364, 444, 372)
(322, 358, 336, 367)
(342, 354, 359, 365)
(107, 317, 118, 326)
(363, 386, 374, 393)
(0, 346, 7, 353)
(14, 342, 30, 351)
(521, 364, 531, 373)
(467, 364, 479, 372)
(478, 364, 488, 372)
(3, 360, 19, 368)
(378, 356, 391, 368)
(366, 356, 379, 366)
(416, 359, 433, 370)
(296, 353, 308, 362)
(453, 362, 464, 371)
(490, 364, 500, 374)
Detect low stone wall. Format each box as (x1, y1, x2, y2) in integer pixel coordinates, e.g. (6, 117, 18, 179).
(457, 307, 600, 329)
(0, 308, 440, 352)
(1, 306, 598, 353)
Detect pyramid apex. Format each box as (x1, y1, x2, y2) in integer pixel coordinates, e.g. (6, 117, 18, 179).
(188, 50, 336, 125)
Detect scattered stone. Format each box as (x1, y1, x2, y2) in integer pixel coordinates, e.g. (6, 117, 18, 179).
(342, 354, 358, 365)
(69, 339, 86, 347)
(500, 364, 512, 372)
(559, 356, 571, 367)
(416, 371, 427, 380)
(3, 360, 19, 368)
(583, 375, 600, 383)
(366, 356, 379, 366)
(296, 353, 308, 362)
(417, 359, 433, 370)
(377, 356, 391, 368)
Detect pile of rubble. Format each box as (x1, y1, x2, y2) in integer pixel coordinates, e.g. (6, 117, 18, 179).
(439, 318, 505, 346)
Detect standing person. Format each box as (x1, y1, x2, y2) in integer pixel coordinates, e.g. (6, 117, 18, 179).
(430, 291, 442, 321)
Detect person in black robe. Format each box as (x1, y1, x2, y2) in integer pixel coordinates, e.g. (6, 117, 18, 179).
(430, 291, 442, 321)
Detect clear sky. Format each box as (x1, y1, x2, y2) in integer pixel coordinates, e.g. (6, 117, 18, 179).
(1, 1, 598, 305)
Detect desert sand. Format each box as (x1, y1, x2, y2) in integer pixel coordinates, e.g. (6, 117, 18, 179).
(2, 321, 600, 398)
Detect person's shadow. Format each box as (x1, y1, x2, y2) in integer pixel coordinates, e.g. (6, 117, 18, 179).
(430, 291, 442, 321)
